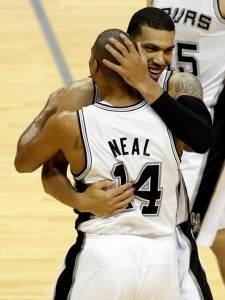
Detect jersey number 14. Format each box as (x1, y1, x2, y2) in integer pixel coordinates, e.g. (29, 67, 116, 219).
(112, 162, 162, 216)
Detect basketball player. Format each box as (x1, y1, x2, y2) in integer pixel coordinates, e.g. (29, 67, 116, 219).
(15, 27, 186, 300)
(148, 0, 225, 284)
(15, 8, 213, 299)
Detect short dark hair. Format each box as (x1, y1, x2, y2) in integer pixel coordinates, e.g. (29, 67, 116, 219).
(93, 28, 137, 79)
(127, 7, 175, 38)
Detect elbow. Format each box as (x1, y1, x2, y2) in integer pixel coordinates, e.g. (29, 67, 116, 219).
(14, 156, 36, 173)
(14, 161, 34, 173)
(14, 157, 26, 173)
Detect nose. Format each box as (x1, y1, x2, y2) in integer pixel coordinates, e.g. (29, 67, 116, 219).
(153, 51, 166, 66)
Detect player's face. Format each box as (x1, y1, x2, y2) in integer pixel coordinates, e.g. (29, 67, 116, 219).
(134, 26, 175, 81)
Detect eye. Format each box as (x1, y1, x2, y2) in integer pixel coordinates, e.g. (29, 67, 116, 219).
(143, 46, 156, 53)
(165, 48, 174, 54)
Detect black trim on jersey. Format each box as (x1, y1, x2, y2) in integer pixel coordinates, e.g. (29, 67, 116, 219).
(73, 110, 92, 179)
(92, 81, 98, 104)
(162, 69, 173, 92)
(191, 84, 225, 238)
(167, 128, 181, 164)
(214, 0, 225, 23)
(94, 99, 147, 112)
(176, 171, 189, 225)
(178, 219, 213, 300)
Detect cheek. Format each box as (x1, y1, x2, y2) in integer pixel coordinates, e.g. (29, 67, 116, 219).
(142, 50, 153, 61)
(165, 53, 172, 64)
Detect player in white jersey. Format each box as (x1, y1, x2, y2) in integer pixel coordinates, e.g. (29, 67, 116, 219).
(15, 28, 184, 300)
(148, 0, 225, 284)
(15, 8, 213, 299)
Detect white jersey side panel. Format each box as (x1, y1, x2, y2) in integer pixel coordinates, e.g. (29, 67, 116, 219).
(152, 0, 225, 110)
(74, 101, 180, 236)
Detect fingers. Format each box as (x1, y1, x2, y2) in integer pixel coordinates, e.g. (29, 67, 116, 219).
(102, 58, 121, 73)
(94, 179, 116, 190)
(104, 42, 125, 65)
(112, 182, 134, 195)
(90, 180, 135, 216)
(137, 42, 144, 58)
(119, 33, 138, 54)
(107, 34, 138, 57)
(95, 180, 133, 194)
(112, 192, 135, 215)
(103, 34, 136, 66)
(95, 180, 135, 204)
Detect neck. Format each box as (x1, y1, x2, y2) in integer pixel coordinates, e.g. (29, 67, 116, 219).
(97, 80, 140, 106)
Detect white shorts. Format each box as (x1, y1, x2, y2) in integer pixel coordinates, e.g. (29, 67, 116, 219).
(52, 226, 212, 300)
(67, 234, 181, 300)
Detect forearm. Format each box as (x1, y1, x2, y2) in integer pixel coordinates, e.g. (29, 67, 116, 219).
(151, 92, 213, 153)
(135, 80, 212, 153)
(42, 154, 135, 216)
(42, 160, 83, 210)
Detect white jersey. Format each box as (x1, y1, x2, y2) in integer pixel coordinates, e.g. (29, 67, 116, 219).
(74, 100, 181, 237)
(54, 76, 212, 300)
(152, 0, 225, 112)
(152, 1, 225, 246)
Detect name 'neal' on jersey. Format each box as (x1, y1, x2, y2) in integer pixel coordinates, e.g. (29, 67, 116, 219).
(108, 137, 151, 157)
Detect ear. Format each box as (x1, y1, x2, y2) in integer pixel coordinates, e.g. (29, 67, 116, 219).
(90, 58, 99, 77)
(92, 59, 99, 74)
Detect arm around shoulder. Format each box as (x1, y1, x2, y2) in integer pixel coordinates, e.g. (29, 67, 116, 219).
(57, 77, 95, 112)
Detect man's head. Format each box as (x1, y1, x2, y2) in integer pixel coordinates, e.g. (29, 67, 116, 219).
(89, 28, 137, 82)
(127, 7, 175, 81)
(127, 7, 175, 37)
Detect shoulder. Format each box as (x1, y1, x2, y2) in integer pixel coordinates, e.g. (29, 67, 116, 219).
(168, 71, 203, 100)
(57, 77, 94, 112)
(46, 111, 79, 140)
(65, 77, 94, 96)
(53, 110, 78, 128)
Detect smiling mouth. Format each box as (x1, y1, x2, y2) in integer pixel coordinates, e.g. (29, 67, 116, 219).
(148, 68, 161, 76)
(148, 68, 162, 81)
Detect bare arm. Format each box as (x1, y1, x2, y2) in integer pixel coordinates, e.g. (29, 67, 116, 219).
(14, 77, 134, 215)
(14, 112, 67, 173)
(15, 87, 65, 164)
(57, 77, 94, 112)
(15, 77, 93, 169)
(42, 156, 135, 216)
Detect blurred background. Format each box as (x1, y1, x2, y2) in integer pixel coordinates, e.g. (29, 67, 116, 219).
(0, 1, 224, 299)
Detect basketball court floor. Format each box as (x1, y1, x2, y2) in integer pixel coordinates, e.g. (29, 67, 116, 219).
(0, 1, 224, 299)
